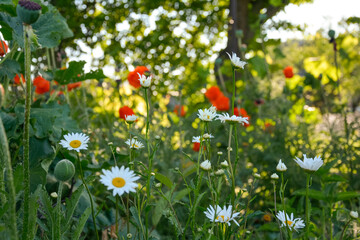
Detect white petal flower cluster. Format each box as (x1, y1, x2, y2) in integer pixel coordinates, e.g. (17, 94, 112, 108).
(125, 114, 138, 123)
(276, 159, 287, 172)
(60, 132, 89, 152)
(271, 173, 279, 180)
(125, 139, 144, 149)
(137, 73, 152, 88)
(200, 160, 211, 171)
(350, 211, 359, 219)
(276, 210, 305, 232)
(226, 52, 247, 69)
(220, 160, 228, 168)
(294, 154, 323, 172)
(99, 166, 140, 196)
(197, 107, 217, 122)
(216, 113, 249, 125)
(192, 136, 201, 143)
(204, 205, 240, 226)
(203, 133, 214, 139)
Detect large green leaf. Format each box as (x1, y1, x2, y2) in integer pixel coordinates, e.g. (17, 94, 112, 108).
(0, 59, 20, 79)
(292, 189, 327, 201)
(335, 192, 360, 201)
(155, 172, 173, 189)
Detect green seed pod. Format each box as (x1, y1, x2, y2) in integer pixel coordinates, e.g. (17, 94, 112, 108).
(54, 159, 75, 182)
(16, 0, 42, 25)
(328, 30, 335, 39)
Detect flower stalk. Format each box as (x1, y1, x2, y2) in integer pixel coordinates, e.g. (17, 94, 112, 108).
(305, 173, 311, 239)
(227, 124, 236, 207)
(56, 182, 64, 240)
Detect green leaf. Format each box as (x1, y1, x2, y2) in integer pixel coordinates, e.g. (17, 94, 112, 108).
(155, 172, 173, 189)
(38, 188, 55, 233)
(335, 192, 360, 201)
(72, 207, 91, 240)
(292, 189, 327, 201)
(173, 188, 191, 202)
(28, 187, 41, 240)
(0, 59, 20, 79)
(0, 13, 23, 46)
(152, 198, 166, 226)
(63, 185, 85, 233)
(130, 206, 142, 229)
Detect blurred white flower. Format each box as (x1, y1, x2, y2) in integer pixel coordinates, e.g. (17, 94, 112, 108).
(350, 211, 359, 219)
(125, 114, 138, 123)
(204, 205, 240, 226)
(217, 113, 248, 125)
(137, 73, 151, 88)
(215, 169, 225, 176)
(203, 133, 214, 139)
(209, 105, 217, 113)
(200, 160, 211, 171)
(220, 160, 228, 168)
(198, 108, 217, 122)
(254, 173, 261, 179)
(271, 173, 279, 180)
(294, 154, 323, 172)
(125, 139, 144, 149)
(226, 52, 247, 69)
(217, 151, 223, 156)
(192, 136, 201, 143)
(276, 210, 305, 232)
(276, 159, 287, 172)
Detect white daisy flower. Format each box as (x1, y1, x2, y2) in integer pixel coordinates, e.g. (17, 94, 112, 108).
(197, 108, 217, 122)
(203, 133, 214, 139)
(192, 136, 201, 143)
(294, 154, 323, 172)
(350, 211, 359, 219)
(204, 205, 240, 226)
(125, 139, 144, 149)
(276, 210, 305, 232)
(276, 159, 287, 172)
(254, 173, 261, 179)
(125, 114, 138, 123)
(226, 52, 247, 69)
(137, 72, 152, 88)
(209, 105, 217, 113)
(271, 173, 279, 180)
(200, 160, 211, 171)
(215, 169, 225, 176)
(59, 132, 89, 152)
(99, 166, 140, 196)
(216, 113, 249, 125)
(220, 160, 228, 168)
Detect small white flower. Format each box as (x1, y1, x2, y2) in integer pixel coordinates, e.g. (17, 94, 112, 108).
(50, 192, 58, 198)
(254, 173, 261, 179)
(294, 154, 323, 172)
(271, 173, 279, 180)
(226, 52, 247, 69)
(197, 108, 217, 122)
(217, 151, 223, 156)
(125, 114, 138, 123)
(99, 166, 140, 196)
(137, 72, 151, 88)
(200, 160, 211, 171)
(59, 132, 89, 152)
(204, 205, 240, 226)
(276, 159, 287, 172)
(221, 160, 228, 168)
(216, 113, 249, 125)
(209, 105, 217, 113)
(350, 211, 359, 219)
(125, 139, 144, 149)
(276, 210, 305, 232)
(215, 169, 225, 176)
(192, 136, 201, 143)
(155, 183, 162, 188)
(203, 133, 214, 139)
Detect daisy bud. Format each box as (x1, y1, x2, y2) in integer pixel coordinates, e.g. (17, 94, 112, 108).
(155, 135, 161, 140)
(276, 159, 287, 172)
(254, 173, 261, 179)
(54, 159, 75, 182)
(155, 183, 162, 188)
(227, 147, 233, 152)
(108, 142, 113, 146)
(215, 169, 224, 176)
(350, 211, 358, 219)
(197, 227, 202, 232)
(220, 160, 228, 168)
(200, 160, 211, 171)
(217, 151, 223, 156)
(174, 167, 179, 172)
(127, 233, 132, 239)
(16, 0, 42, 25)
(50, 192, 58, 198)
(271, 173, 279, 180)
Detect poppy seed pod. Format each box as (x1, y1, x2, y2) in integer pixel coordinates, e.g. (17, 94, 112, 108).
(54, 159, 75, 182)
(16, 0, 42, 25)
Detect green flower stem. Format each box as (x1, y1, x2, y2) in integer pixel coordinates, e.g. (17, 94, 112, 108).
(115, 195, 119, 237)
(0, 117, 18, 240)
(273, 181, 283, 240)
(196, 122, 205, 176)
(280, 172, 291, 239)
(144, 88, 152, 199)
(22, 24, 32, 240)
(56, 182, 64, 240)
(233, 125, 239, 173)
(227, 124, 236, 207)
(77, 154, 99, 240)
(231, 67, 236, 114)
(340, 220, 351, 240)
(241, 179, 256, 239)
(207, 172, 216, 207)
(305, 173, 310, 239)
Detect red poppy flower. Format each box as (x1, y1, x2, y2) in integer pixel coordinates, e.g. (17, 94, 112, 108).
(174, 105, 186, 117)
(14, 74, 25, 85)
(67, 82, 82, 91)
(234, 108, 250, 127)
(33, 76, 50, 94)
(119, 106, 135, 120)
(212, 94, 230, 111)
(0, 41, 8, 57)
(205, 86, 222, 102)
(192, 142, 200, 152)
(283, 66, 294, 78)
(127, 66, 149, 88)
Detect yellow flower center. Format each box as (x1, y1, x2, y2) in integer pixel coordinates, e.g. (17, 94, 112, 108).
(69, 140, 81, 148)
(131, 144, 138, 148)
(112, 177, 126, 188)
(286, 220, 293, 226)
(216, 215, 225, 221)
(207, 115, 210, 119)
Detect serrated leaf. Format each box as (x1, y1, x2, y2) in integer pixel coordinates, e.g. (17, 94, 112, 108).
(72, 207, 91, 240)
(130, 206, 142, 229)
(28, 187, 41, 239)
(0, 59, 20, 79)
(155, 172, 173, 189)
(63, 185, 85, 233)
(39, 189, 55, 233)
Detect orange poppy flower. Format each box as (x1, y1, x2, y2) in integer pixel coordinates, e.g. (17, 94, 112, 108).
(212, 94, 229, 111)
(119, 106, 135, 120)
(33, 76, 50, 94)
(264, 121, 275, 133)
(0, 41, 8, 56)
(192, 142, 200, 152)
(283, 66, 294, 78)
(174, 105, 186, 117)
(127, 66, 149, 88)
(67, 82, 82, 91)
(205, 86, 222, 102)
(14, 74, 25, 85)
(234, 108, 250, 127)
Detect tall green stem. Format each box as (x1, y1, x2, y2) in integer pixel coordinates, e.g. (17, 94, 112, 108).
(77, 155, 99, 240)
(22, 24, 32, 240)
(280, 173, 291, 239)
(305, 173, 310, 239)
(227, 124, 236, 206)
(56, 182, 64, 240)
(231, 68, 236, 114)
(0, 117, 18, 240)
(144, 88, 152, 198)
